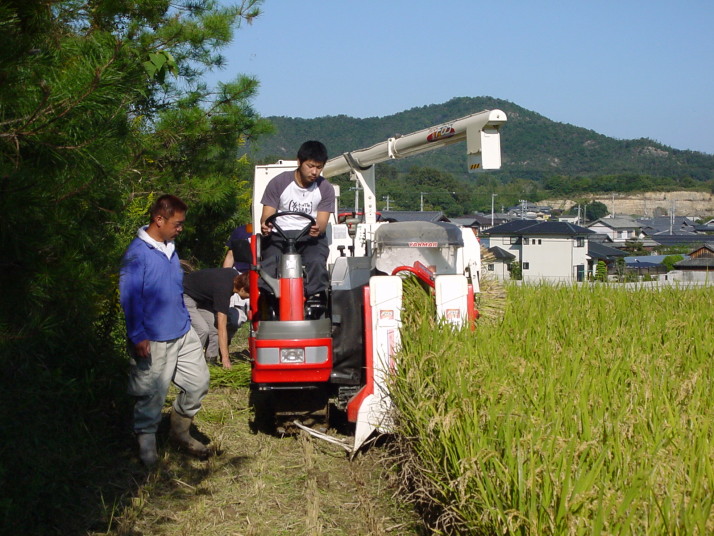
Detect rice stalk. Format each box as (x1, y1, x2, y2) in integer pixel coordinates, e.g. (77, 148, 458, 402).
(390, 283, 714, 534)
(209, 360, 251, 388)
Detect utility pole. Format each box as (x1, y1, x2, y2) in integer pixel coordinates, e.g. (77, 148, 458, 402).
(382, 195, 391, 211)
(491, 193, 497, 226)
(612, 193, 615, 218)
(350, 183, 361, 213)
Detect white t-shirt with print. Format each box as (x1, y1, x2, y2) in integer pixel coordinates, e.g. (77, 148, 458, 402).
(260, 170, 335, 231)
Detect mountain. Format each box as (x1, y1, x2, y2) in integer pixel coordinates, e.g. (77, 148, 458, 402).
(245, 97, 714, 185)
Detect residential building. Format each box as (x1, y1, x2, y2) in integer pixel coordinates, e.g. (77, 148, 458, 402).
(693, 222, 714, 233)
(481, 246, 515, 281)
(451, 213, 509, 234)
(648, 235, 711, 248)
(624, 255, 671, 278)
(483, 220, 594, 283)
(587, 242, 627, 276)
(587, 217, 643, 243)
(672, 243, 714, 282)
(638, 216, 697, 236)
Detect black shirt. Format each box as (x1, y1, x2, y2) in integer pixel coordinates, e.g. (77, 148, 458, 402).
(183, 268, 236, 315)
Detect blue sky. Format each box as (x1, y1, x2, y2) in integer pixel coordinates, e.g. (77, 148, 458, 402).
(206, 1, 714, 154)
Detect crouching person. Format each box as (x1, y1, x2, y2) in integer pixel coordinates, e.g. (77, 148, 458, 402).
(183, 269, 250, 369)
(119, 194, 211, 467)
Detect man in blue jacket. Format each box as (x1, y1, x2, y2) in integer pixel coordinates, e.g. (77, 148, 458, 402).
(119, 194, 210, 467)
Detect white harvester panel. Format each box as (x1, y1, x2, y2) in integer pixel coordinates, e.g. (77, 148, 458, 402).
(372, 221, 464, 276)
(435, 275, 469, 329)
(326, 223, 352, 266)
(458, 228, 482, 292)
(251, 160, 298, 232)
(352, 276, 402, 452)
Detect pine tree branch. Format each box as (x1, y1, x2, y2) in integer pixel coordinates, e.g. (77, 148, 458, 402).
(23, 43, 122, 136)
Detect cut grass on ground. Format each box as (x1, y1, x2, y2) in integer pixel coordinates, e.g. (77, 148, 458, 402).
(92, 351, 422, 535)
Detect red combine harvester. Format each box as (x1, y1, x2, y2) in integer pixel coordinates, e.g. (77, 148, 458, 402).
(234, 109, 507, 453)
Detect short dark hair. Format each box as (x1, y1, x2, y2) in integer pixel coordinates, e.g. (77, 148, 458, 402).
(233, 272, 249, 292)
(149, 194, 187, 222)
(297, 140, 328, 164)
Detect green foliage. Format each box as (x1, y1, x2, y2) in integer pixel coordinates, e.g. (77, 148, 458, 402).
(209, 360, 252, 388)
(662, 254, 684, 272)
(614, 257, 626, 281)
(0, 0, 268, 532)
(622, 239, 648, 255)
(568, 200, 610, 222)
(375, 166, 468, 215)
(595, 260, 608, 282)
(509, 261, 523, 280)
(587, 200, 610, 220)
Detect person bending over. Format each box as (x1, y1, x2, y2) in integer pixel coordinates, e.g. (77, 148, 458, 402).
(183, 268, 249, 369)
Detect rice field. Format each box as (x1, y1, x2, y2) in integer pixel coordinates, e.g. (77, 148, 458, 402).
(392, 281, 714, 535)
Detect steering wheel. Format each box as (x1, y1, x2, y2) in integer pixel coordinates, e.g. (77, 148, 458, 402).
(264, 211, 316, 247)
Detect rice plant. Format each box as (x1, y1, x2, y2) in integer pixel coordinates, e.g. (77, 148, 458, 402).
(391, 282, 714, 535)
(209, 360, 252, 388)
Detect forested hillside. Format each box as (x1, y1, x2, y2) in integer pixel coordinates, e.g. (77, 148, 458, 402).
(245, 97, 714, 214)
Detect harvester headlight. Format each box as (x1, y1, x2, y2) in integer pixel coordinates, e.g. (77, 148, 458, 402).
(280, 348, 305, 363)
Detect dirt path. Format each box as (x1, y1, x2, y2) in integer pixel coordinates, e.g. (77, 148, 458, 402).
(98, 378, 422, 536)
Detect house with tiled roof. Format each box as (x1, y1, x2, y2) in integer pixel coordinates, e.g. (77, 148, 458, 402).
(648, 234, 711, 248)
(672, 243, 714, 282)
(483, 220, 594, 282)
(587, 242, 627, 275)
(482, 245, 516, 281)
(693, 222, 714, 233)
(586, 217, 643, 244)
(451, 213, 510, 234)
(637, 216, 697, 235)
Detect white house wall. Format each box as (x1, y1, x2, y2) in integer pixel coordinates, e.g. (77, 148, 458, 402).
(484, 259, 510, 281)
(489, 235, 589, 283)
(523, 236, 588, 282)
(587, 222, 639, 243)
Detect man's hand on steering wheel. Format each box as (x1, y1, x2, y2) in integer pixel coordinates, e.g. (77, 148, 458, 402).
(263, 211, 317, 243)
(308, 223, 321, 238)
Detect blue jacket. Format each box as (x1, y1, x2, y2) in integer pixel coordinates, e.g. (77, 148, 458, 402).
(119, 237, 191, 345)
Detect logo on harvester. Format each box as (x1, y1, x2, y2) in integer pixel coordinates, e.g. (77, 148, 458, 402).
(446, 309, 461, 320)
(408, 241, 438, 247)
(427, 124, 456, 142)
(380, 310, 394, 319)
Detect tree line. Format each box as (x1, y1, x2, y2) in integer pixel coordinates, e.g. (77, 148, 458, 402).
(258, 97, 714, 185)
(253, 97, 714, 216)
(0, 1, 269, 532)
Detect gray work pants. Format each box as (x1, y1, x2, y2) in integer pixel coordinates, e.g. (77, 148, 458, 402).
(184, 294, 219, 359)
(128, 328, 209, 434)
(259, 234, 329, 296)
